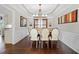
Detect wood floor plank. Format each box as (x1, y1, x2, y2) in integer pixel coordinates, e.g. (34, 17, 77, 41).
(0, 36, 77, 54)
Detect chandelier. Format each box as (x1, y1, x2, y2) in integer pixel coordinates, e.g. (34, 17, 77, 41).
(33, 4, 47, 17)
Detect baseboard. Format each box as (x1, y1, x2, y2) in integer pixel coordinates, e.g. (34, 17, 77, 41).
(14, 35, 28, 45)
(59, 40, 78, 54)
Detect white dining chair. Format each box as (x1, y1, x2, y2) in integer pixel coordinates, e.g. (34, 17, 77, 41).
(41, 29, 49, 48)
(51, 28, 59, 41)
(50, 28, 59, 48)
(30, 28, 38, 48)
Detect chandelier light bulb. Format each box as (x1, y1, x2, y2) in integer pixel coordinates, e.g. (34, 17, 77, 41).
(42, 14, 44, 16)
(45, 14, 47, 16)
(33, 14, 35, 16)
(36, 14, 38, 16)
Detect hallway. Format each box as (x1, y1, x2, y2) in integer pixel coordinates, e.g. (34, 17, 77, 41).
(0, 36, 77, 54)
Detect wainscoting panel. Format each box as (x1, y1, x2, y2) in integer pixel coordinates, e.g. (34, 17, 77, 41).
(59, 30, 79, 53)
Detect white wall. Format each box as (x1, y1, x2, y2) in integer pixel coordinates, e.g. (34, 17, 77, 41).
(59, 30, 79, 53)
(4, 14, 13, 44)
(0, 5, 30, 45)
(48, 17, 56, 28)
(12, 11, 29, 44)
(0, 5, 13, 44)
(52, 5, 79, 53)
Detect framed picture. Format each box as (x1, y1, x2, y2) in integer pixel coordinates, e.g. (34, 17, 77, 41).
(0, 16, 3, 20)
(58, 17, 60, 24)
(58, 17, 62, 24)
(71, 10, 77, 22)
(58, 9, 78, 24)
(0, 16, 3, 24)
(62, 16, 65, 24)
(20, 16, 27, 27)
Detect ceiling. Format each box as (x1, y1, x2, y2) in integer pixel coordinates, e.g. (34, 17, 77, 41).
(1, 4, 78, 18)
(23, 4, 59, 15)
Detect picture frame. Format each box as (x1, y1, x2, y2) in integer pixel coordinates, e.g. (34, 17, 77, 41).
(58, 9, 78, 24)
(0, 16, 3, 20)
(0, 16, 3, 24)
(20, 16, 27, 27)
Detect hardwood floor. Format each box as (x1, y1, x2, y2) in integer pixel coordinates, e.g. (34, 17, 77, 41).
(0, 36, 77, 54)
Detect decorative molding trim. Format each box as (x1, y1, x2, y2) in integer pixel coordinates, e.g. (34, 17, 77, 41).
(47, 4, 60, 15)
(22, 4, 33, 15)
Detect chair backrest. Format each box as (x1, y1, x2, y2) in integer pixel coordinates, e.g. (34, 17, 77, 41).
(41, 29, 49, 41)
(51, 28, 59, 41)
(30, 29, 38, 41)
(36, 28, 42, 34)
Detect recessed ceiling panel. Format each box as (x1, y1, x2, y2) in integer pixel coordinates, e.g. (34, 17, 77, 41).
(23, 4, 58, 15)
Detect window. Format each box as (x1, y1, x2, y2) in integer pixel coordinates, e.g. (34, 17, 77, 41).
(34, 18, 47, 28)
